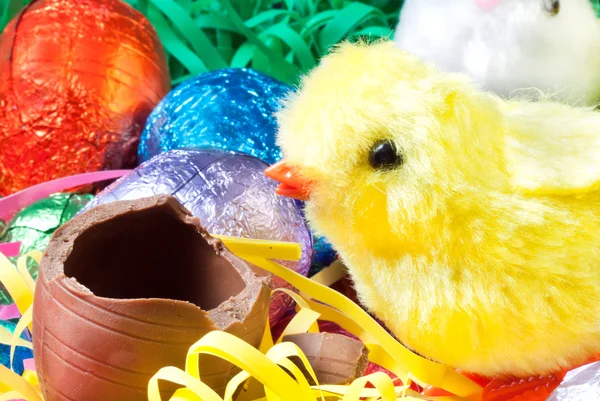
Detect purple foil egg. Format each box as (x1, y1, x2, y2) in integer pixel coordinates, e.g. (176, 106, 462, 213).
(80, 149, 313, 322)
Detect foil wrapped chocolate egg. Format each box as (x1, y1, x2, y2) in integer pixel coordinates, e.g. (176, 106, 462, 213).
(1, 193, 93, 275)
(548, 362, 600, 401)
(310, 234, 338, 275)
(0, 0, 171, 196)
(80, 149, 313, 322)
(33, 196, 271, 400)
(0, 192, 93, 305)
(138, 68, 291, 164)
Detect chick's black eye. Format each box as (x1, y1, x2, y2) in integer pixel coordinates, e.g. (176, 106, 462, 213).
(544, 0, 559, 15)
(369, 140, 404, 171)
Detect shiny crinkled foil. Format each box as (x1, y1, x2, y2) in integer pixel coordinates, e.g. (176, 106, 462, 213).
(548, 362, 600, 400)
(80, 149, 313, 322)
(0, 193, 93, 304)
(138, 68, 290, 165)
(0, 0, 170, 196)
(3, 193, 93, 264)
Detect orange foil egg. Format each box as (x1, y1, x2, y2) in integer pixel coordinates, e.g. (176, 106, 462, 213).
(0, 0, 171, 196)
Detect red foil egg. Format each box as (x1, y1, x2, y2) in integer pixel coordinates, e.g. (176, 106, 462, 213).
(0, 0, 171, 196)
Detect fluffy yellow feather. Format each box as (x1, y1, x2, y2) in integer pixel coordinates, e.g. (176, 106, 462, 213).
(272, 40, 600, 378)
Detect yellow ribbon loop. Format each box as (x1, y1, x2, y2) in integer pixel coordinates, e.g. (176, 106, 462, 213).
(224, 369, 253, 401)
(0, 325, 32, 349)
(273, 288, 311, 309)
(0, 364, 42, 401)
(184, 332, 315, 401)
(171, 388, 204, 401)
(241, 256, 482, 398)
(214, 236, 302, 262)
(22, 370, 39, 389)
(342, 372, 397, 401)
(16, 251, 42, 293)
(366, 344, 410, 387)
(10, 305, 33, 367)
(0, 254, 34, 316)
(148, 366, 222, 401)
(265, 342, 321, 390)
(0, 242, 482, 401)
(259, 316, 274, 354)
(309, 260, 348, 287)
(0, 390, 30, 401)
(276, 308, 321, 342)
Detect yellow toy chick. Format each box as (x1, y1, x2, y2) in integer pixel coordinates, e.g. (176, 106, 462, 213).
(266, 40, 600, 379)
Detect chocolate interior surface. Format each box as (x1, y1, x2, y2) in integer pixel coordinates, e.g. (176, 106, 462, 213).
(63, 203, 245, 310)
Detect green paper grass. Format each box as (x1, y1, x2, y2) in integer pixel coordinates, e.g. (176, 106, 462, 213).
(0, 0, 403, 85)
(6, 0, 600, 85)
(593, 0, 600, 16)
(128, 0, 404, 85)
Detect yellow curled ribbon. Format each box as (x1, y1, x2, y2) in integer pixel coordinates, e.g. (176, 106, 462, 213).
(0, 237, 482, 401)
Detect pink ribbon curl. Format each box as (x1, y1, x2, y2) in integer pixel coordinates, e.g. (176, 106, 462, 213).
(0, 242, 21, 258)
(0, 170, 131, 221)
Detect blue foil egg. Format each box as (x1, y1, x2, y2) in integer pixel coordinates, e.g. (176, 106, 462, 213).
(138, 68, 292, 164)
(310, 235, 338, 275)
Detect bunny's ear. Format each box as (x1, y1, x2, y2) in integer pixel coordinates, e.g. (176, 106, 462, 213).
(504, 101, 600, 196)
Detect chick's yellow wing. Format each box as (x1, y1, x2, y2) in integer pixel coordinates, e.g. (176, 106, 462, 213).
(503, 101, 600, 196)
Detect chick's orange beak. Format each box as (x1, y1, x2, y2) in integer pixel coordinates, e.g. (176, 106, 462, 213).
(265, 161, 314, 201)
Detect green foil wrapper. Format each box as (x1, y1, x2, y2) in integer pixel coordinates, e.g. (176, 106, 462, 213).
(0, 193, 93, 304)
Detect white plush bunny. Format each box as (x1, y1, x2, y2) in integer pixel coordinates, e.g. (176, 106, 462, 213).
(394, 0, 600, 106)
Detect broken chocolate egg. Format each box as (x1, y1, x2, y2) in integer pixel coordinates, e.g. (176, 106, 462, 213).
(32, 195, 270, 401)
(282, 332, 370, 385)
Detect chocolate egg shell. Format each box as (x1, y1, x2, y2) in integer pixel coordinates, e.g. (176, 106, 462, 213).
(282, 332, 369, 386)
(32, 195, 270, 400)
(80, 149, 313, 323)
